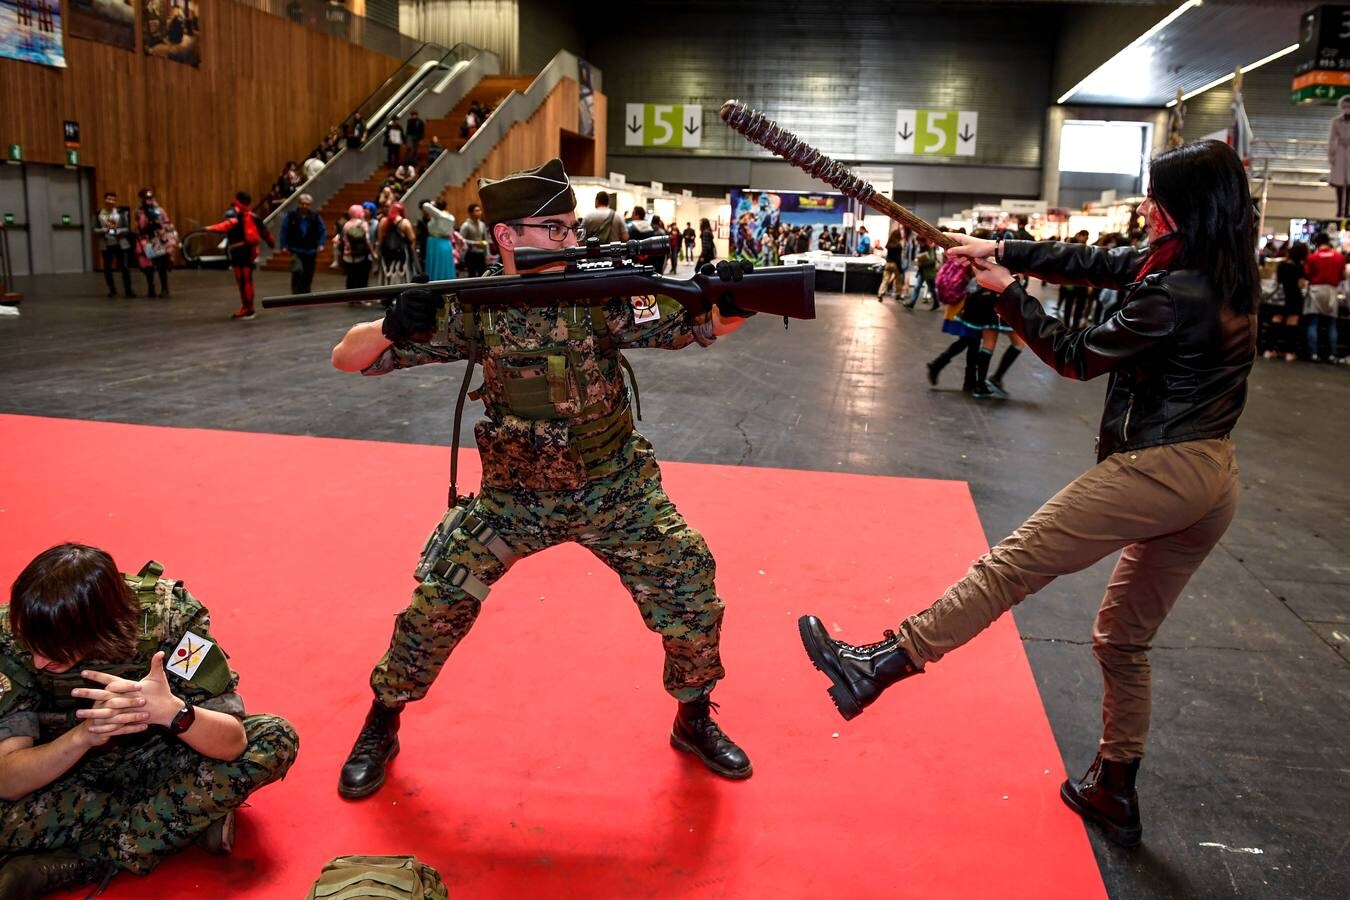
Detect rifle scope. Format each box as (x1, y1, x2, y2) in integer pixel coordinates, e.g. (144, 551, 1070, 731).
(514, 235, 669, 271)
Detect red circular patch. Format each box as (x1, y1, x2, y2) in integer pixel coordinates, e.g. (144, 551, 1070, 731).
(177, 648, 187, 656)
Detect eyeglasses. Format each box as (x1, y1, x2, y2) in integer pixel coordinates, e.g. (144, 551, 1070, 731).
(509, 220, 585, 242)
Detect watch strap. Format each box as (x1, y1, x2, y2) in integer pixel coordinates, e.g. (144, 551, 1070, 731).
(169, 699, 196, 735)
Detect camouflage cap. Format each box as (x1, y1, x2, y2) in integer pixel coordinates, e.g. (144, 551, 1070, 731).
(477, 158, 576, 227)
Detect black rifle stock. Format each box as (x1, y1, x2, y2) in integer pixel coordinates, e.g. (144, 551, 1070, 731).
(262, 237, 816, 330)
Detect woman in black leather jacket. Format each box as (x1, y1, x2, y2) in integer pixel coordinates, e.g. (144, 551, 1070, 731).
(797, 140, 1258, 848)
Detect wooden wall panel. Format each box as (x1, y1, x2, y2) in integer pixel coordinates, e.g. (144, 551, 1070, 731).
(0, 1, 399, 231)
(436, 77, 607, 220)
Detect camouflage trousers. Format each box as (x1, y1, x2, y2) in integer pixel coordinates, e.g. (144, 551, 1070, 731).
(371, 437, 726, 705)
(0, 714, 297, 874)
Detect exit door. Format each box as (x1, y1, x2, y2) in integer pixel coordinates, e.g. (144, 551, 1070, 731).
(25, 164, 92, 275)
(0, 166, 28, 277)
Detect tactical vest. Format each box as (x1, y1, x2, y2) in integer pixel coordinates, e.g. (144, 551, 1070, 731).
(449, 300, 641, 499)
(16, 562, 232, 741)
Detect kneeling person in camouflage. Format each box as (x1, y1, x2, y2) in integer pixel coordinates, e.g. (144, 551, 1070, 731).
(0, 544, 299, 898)
(331, 158, 755, 797)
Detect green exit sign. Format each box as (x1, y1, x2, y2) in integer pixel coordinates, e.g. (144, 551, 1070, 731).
(6, 144, 20, 161)
(1292, 84, 1350, 104)
(65, 149, 78, 166)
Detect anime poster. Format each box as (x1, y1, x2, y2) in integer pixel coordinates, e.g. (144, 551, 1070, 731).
(69, 0, 135, 50)
(0, 0, 66, 68)
(729, 190, 844, 264)
(143, 0, 199, 66)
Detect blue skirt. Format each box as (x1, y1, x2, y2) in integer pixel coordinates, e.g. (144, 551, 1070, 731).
(425, 236, 456, 281)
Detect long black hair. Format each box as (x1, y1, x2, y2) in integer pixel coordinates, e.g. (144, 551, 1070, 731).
(1148, 139, 1259, 314)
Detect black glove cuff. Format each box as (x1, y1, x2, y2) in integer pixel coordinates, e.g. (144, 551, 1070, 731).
(716, 295, 756, 318)
(381, 309, 408, 342)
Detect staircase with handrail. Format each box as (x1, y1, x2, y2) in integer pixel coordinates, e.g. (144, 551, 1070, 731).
(403, 50, 604, 219)
(260, 42, 500, 265)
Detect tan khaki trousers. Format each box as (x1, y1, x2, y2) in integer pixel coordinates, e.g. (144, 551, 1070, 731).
(878, 262, 900, 297)
(896, 438, 1239, 760)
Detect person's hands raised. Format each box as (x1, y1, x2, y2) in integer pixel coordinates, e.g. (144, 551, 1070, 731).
(971, 257, 1016, 293)
(942, 231, 998, 260)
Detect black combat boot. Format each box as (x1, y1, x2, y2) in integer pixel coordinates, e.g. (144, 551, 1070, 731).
(1060, 753, 1143, 847)
(195, 810, 235, 855)
(671, 698, 752, 780)
(338, 700, 403, 799)
(797, 615, 922, 720)
(0, 851, 114, 899)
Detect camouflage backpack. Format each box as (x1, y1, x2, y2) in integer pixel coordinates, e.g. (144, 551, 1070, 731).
(306, 855, 449, 900)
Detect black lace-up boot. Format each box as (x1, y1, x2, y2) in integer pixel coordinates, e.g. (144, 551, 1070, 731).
(671, 698, 752, 780)
(196, 810, 235, 855)
(1060, 754, 1143, 847)
(797, 615, 923, 720)
(0, 850, 114, 899)
(338, 700, 404, 799)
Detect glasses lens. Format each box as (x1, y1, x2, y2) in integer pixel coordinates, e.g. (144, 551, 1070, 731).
(546, 223, 581, 241)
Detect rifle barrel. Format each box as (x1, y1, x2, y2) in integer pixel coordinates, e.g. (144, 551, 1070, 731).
(262, 265, 816, 320)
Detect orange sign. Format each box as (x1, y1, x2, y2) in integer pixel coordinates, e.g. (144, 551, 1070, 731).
(1292, 70, 1350, 90)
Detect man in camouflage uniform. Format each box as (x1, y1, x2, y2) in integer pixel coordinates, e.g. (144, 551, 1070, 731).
(0, 543, 298, 898)
(332, 158, 755, 798)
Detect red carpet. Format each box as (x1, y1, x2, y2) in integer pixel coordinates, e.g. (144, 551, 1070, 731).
(0, 414, 1105, 898)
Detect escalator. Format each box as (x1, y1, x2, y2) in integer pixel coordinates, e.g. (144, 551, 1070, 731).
(261, 41, 496, 270)
(403, 50, 600, 219)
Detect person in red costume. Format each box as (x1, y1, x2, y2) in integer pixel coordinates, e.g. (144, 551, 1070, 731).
(207, 192, 276, 321)
(1302, 232, 1346, 363)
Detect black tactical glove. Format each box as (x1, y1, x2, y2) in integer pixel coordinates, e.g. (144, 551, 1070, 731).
(381, 287, 440, 341)
(700, 259, 754, 282)
(700, 260, 756, 318)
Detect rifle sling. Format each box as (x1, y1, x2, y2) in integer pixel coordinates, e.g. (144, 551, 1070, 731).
(449, 308, 481, 507)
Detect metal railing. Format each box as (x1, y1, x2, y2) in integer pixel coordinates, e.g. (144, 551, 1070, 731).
(403, 50, 597, 212)
(1250, 138, 1329, 187)
(261, 43, 496, 251)
(179, 230, 230, 269)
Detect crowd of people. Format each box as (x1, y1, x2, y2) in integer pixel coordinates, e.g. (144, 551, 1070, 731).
(1259, 234, 1350, 364)
(105, 170, 1346, 372)
(252, 110, 452, 218)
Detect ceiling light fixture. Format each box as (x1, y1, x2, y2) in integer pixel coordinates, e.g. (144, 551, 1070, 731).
(1057, 0, 1204, 105)
(1165, 43, 1301, 106)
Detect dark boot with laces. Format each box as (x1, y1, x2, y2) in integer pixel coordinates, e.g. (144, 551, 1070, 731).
(338, 700, 403, 799)
(0, 850, 114, 899)
(195, 810, 235, 855)
(670, 698, 752, 780)
(797, 615, 922, 720)
(1060, 753, 1143, 847)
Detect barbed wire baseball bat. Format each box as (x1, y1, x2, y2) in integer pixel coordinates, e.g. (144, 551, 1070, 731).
(719, 100, 957, 249)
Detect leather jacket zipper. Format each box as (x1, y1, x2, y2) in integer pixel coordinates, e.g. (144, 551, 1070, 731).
(1123, 394, 1134, 442)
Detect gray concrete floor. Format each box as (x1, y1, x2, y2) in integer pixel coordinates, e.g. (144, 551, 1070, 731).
(2, 266, 1347, 899)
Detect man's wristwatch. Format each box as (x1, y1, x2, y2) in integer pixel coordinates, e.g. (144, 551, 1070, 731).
(168, 699, 196, 735)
